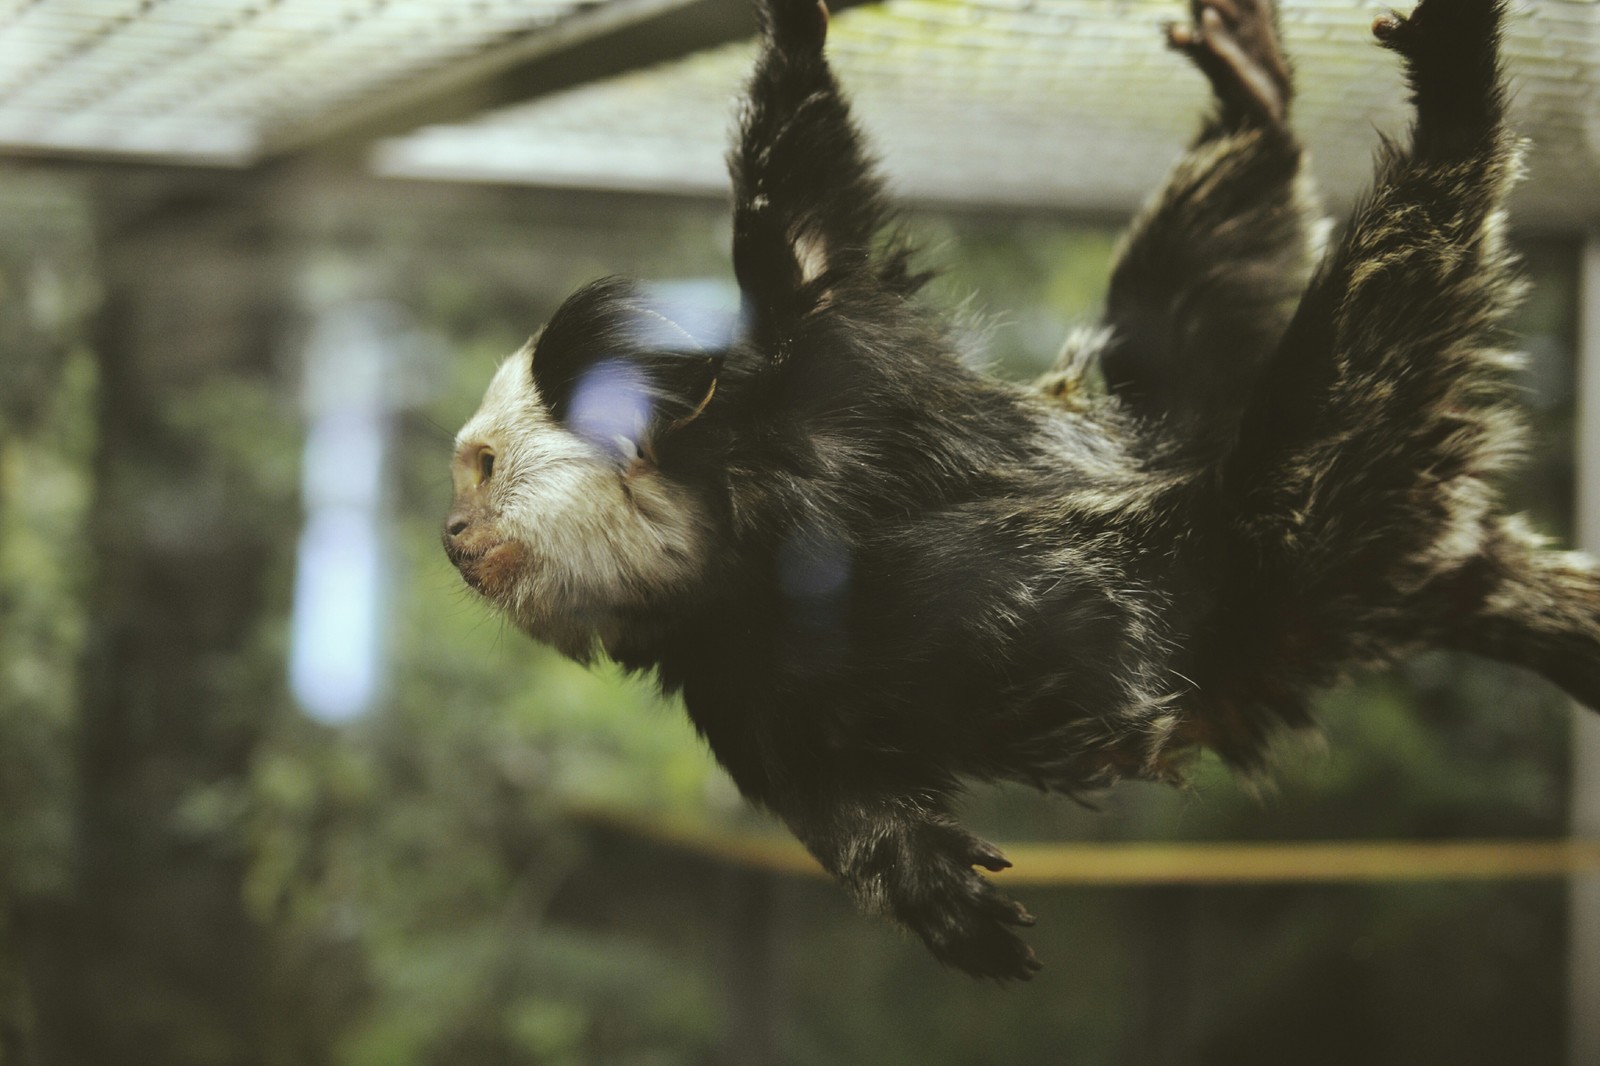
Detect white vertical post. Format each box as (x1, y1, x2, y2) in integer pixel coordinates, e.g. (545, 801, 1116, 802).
(1570, 235, 1600, 1066)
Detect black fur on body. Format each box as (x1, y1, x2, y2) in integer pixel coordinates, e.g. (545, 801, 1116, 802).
(444, 0, 1599, 979)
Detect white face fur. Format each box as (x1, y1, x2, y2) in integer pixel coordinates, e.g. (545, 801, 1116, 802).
(446, 346, 716, 660)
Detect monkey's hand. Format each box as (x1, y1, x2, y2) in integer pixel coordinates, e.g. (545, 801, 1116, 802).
(762, 0, 829, 50)
(1168, 0, 1293, 127)
(785, 794, 1042, 980)
(882, 818, 1043, 981)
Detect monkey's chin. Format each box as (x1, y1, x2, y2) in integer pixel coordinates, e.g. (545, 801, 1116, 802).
(452, 541, 527, 600)
(448, 542, 615, 662)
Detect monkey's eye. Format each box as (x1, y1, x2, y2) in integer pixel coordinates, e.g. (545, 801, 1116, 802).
(478, 449, 496, 485)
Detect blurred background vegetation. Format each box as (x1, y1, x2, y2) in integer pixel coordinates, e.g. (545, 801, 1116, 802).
(0, 165, 1586, 1066)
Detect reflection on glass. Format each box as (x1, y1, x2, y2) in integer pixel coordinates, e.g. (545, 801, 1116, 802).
(289, 302, 400, 724)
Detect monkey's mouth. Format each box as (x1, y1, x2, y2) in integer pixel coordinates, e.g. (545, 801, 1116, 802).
(447, 540, 525, 598)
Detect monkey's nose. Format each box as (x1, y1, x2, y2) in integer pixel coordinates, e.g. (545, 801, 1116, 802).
(443, 511, 476, 551)
(442, 514, 473, 565)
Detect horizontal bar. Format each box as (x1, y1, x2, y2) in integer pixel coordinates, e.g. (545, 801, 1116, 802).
(576, 806, 1600, 885)
(996, 839, 1600, 885)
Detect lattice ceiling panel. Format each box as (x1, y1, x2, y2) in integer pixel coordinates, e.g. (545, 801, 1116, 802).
(375, 0, 1600, 221)
(2, 0, 1598, 221)
(0, 0, 589, 161)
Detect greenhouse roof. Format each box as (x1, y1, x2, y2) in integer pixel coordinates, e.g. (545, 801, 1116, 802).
(3, 0, 1598, 223)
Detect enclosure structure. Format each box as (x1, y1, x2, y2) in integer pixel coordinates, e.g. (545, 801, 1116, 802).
(3, 1, 1600, 1063)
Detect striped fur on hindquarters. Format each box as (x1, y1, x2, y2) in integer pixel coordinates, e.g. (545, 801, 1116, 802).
(443, 0, 1583, 981)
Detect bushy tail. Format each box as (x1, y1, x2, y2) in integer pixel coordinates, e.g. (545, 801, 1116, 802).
(1445, 519, 1600, 712)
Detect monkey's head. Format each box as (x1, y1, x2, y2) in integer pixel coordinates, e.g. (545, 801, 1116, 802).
(444, 277, 730, 660)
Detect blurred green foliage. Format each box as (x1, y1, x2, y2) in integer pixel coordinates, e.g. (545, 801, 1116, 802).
(0, 181, 96, 904)
(0, 180, 99, 1060)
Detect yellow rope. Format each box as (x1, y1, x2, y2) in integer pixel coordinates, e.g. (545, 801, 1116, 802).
(574, 806, 1600, 885)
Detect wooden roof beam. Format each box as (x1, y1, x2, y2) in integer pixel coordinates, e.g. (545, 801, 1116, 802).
(259, 0, 875, 165)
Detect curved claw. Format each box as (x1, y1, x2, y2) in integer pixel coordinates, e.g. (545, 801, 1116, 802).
(999, 898, 1038, 927)
(969, 839, 1013, 872)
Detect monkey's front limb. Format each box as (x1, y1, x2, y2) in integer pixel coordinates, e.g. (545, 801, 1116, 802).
(730, 0, 919, 348)
(1079, 0, 1321, 451)
(1228, 0, 1517, 504)
(687, 689, 1043, 980)
(774, 783, 1043, 981)
(1212, 0, 1524, 678)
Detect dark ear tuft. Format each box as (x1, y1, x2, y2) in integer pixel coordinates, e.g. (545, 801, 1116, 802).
(532, 277, 728, 459)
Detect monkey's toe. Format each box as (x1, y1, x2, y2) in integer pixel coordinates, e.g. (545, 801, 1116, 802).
(893, 823, 1044, 980)
(918, 879, 1044, 981)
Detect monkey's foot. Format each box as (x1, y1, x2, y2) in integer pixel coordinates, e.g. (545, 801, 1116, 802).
(766, 0, 829, 50)
(1168, 0, 1293, 126)
(1371, 0, 1505, 154)
(893, 822, 1042, 981)
(1372, 0, 1503, 62)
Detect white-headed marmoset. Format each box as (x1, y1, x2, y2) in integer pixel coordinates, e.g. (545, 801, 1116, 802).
(445, 0, 1590, 979)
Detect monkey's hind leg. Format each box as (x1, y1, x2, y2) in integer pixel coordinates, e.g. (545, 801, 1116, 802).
(1068, 0, 1323, 452)
(1221, 0, 1523, 647)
